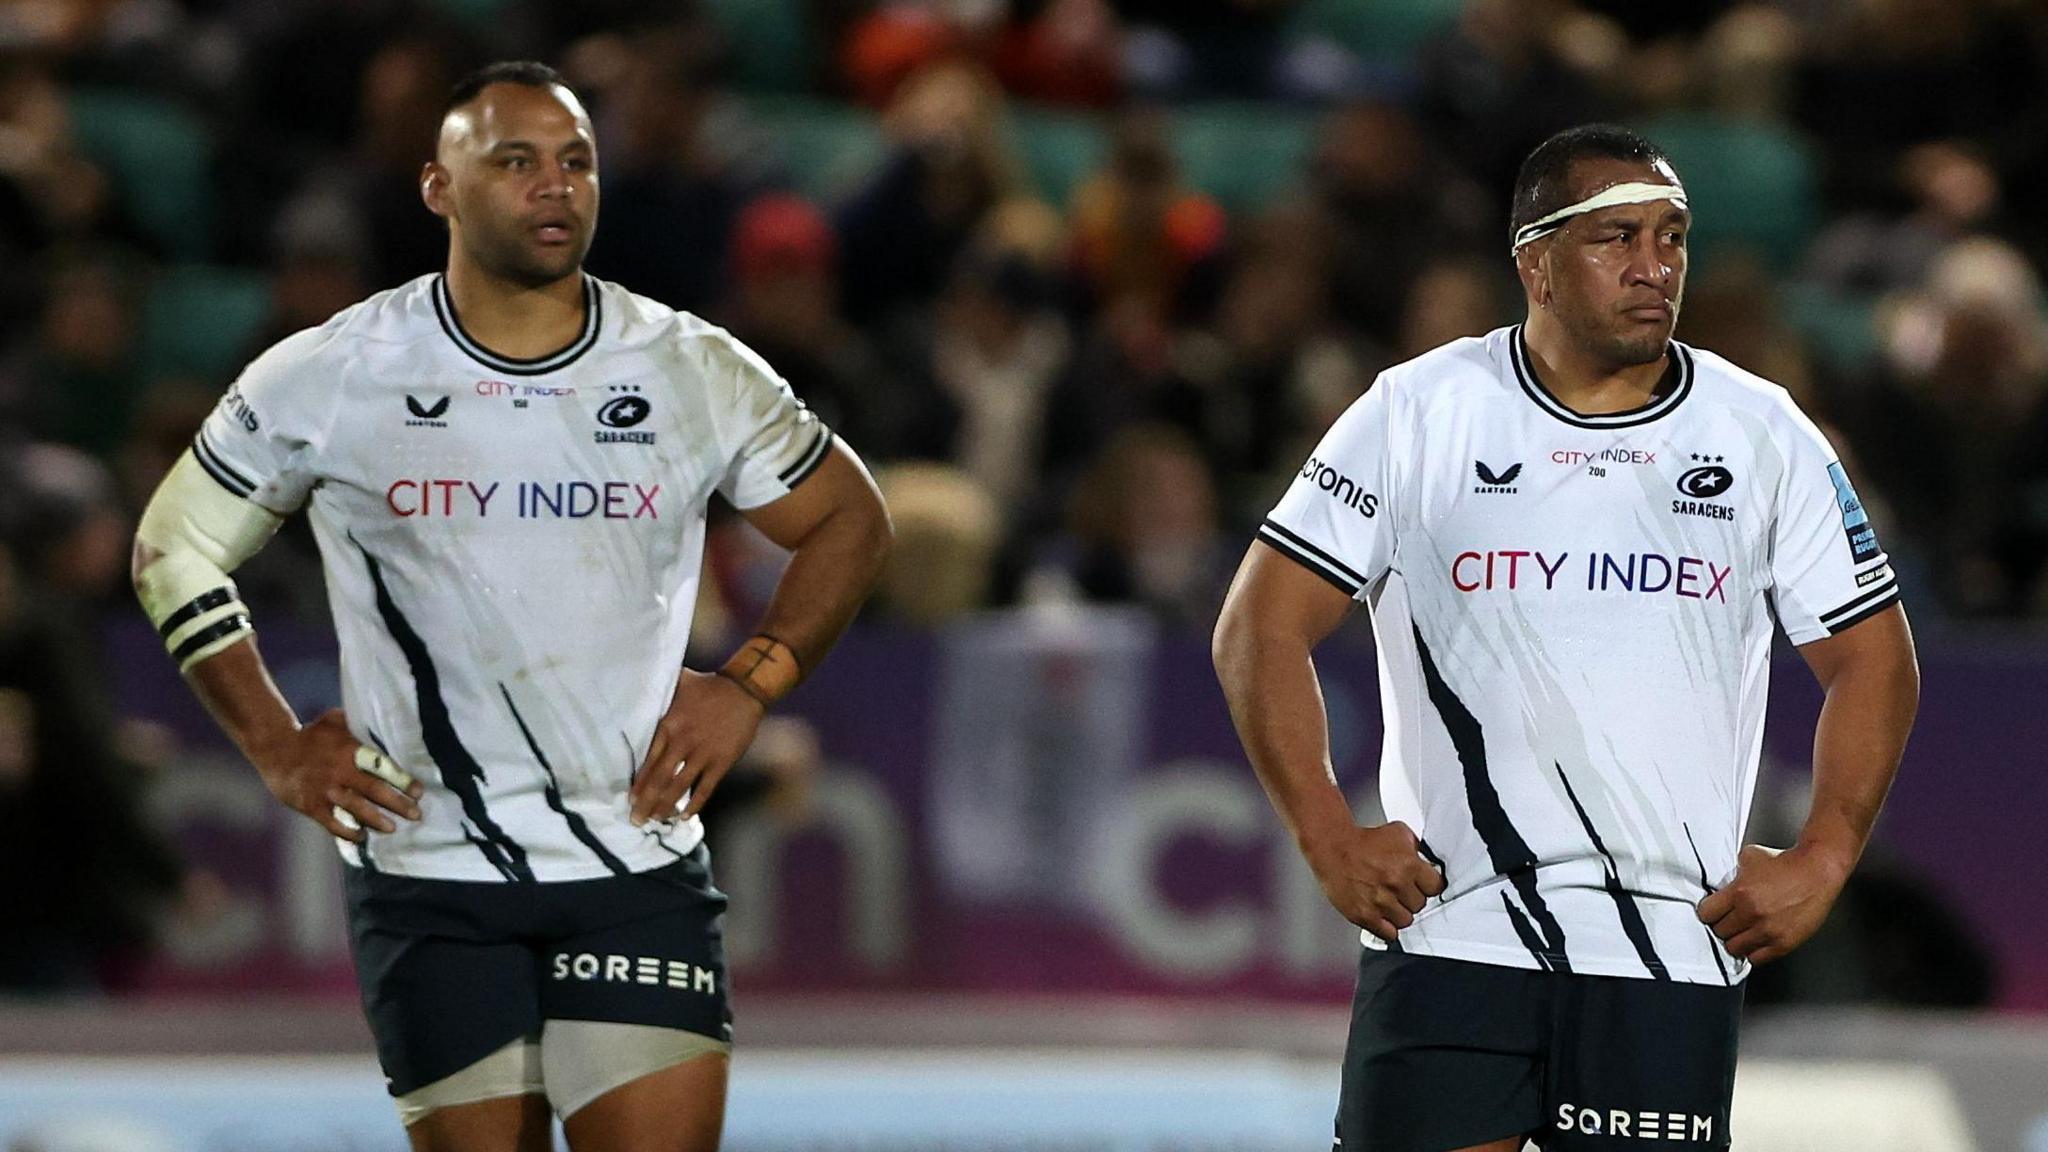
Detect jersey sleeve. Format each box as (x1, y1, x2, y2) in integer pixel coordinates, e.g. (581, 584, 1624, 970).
(1258, 380, 1398, 598)
(699, 328, 834, 510)
(1768, 405, 1899, 644)
(192, 326, 342, 515)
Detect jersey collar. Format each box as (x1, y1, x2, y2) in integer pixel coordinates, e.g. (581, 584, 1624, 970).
(1509, 323, 1694, 430)
(432, 274, 602, 376)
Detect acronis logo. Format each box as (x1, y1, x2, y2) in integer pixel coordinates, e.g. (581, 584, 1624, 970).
(1300, 456, 1378, 517)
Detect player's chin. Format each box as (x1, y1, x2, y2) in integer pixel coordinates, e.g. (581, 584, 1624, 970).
(1606, 323, 1672, 365)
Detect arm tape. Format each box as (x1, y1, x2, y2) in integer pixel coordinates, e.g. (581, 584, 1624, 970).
(134, 450, 285, 671)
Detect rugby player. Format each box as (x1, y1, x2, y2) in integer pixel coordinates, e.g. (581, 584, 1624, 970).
(131, 61, 892, 1151)
(1213, 124, 1919, 1151)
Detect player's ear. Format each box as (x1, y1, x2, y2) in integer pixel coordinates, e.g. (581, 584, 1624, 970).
(1516, 247, 1549, 310)
(421, 162, 452, 219)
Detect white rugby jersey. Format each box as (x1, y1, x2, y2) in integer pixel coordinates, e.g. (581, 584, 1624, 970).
(1262, 325, 1899, 985)
(195, 274, 833, 881)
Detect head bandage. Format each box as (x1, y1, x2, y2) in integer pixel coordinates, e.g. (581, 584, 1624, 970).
(1511, 181, 1689, 253)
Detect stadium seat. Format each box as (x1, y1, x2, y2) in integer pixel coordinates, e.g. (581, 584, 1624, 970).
(65, 88, 214, 262)
(1634, 114, 1819, 273)
(140, 265, 272, 383)
(1010, 107, 1109, 205)
(1288, 0, 1464, 64)
(703, 0, 815, 92)
(1171, 104, 1316, 215)
(744, 96, 888, 203)
(420, 0, 513, 28)
(1780, 281, 1882, 375)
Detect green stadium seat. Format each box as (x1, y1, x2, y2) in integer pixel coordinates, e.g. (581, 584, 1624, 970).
(1781, 281, 1882, 375)
(703, 0, 815, 92)
(1288, 0, 1464, 63)
(1171, 103, 1316, 215)
(1010, 107, 1109, 205)
(66, 88, 214, 261)
(420, 0, 513, 27)
(1634, 114, 1818, 273)
(140, 265, 272, 383)
(745, 96, 887, 202)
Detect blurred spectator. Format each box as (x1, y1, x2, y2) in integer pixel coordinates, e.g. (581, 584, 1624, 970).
(6, 257, 143, 458)
(1114, 0, 1301, 100)
(1674, 256, 1814, 402)
(920, 234, 1073, 515)
(1069, 106, 1227, 324)
(1859, 239, 2048, 615)
(343, 31, 469, 289)
(836, 60, 1023, 329)
(582, 23, 757, 316)
(989, 0, 1122, 108)
(1793, 0, 2048, 214)
(1040, 423, 1231, 628)
(0, 56, 141, 336)
(1806, 140, 2010, 298)
(1395, 256, 1510, 365)
(1415, 0, 1614, 193)
(1301, 98, 1490, 348)
(722, 194, 902, 456)
(0, 449, 183, 991)
(839, 3, 957, 108)
(1695, 4, 1801, 122)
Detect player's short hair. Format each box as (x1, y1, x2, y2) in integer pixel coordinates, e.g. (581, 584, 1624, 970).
(1509, 125, 1677, 248)
(442, 61, 572, 119)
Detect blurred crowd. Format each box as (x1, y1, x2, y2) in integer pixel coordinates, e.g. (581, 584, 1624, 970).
(4, 0, 2048, 633)
(0, 0, 2040, 989)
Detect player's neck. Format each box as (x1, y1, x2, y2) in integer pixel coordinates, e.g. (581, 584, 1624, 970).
(442, 259, 587, 361)
(1521, 313, 1671, 416)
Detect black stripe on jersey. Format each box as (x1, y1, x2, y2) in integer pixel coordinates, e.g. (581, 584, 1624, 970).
(777, 428, 835, 488)
(1257, 521, 1366, 595)
(1818, 578, 1900, 630)
(1502, 892, 1556, 971)
(1823, 589, 1902, 635)
(1683, 823, 1731, 985)
(461, 822, 520, 881)
(1509, 325, 1695, 430)
(169, 613, 251, 663)
(1414, 625, 1572, 972)
(500, 683, 630, 876)
(1555, 762, 1670, 980)
(191, 435, 256, 497)
(432, 274, 602, 376)
(157, 587, 239, 639)
(359, 539, 535, 882)
(1416, 836, 1446, 879)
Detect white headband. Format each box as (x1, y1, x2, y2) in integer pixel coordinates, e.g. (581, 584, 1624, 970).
(1511, 181, 1689, 253)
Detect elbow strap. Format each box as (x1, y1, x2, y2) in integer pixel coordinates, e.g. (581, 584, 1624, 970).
(135, 450, 284, 672)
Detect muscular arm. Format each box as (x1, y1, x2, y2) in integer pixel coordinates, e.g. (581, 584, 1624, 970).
(1213, 542, 1442, 940)
(131, 455, 419, 842)
(1213, 543, 1360, 853)
(732, 440, 895, 682)
(629, 441, 891, 824)
(1795, 604, 1920, 871)
(1700, 604, 1919, 962)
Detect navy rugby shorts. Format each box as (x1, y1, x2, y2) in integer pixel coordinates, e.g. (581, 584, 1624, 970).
(1336, 949, 1742, 1152)
(342, 847, 732, 1098)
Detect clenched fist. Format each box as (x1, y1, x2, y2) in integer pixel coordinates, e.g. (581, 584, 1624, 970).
(1697, 843, 1851, 965)
(1306, 820, 1448, 942)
